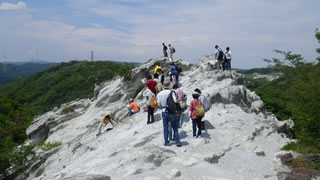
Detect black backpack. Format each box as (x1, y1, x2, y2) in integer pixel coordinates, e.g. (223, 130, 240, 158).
(217, 49, 224, 60)
(166, 91, 177, 114)
(175, 65, 182, 73)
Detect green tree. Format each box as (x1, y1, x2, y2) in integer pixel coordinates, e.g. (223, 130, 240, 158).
(260, 29, 320, 152)
(316, 28, 320, 62)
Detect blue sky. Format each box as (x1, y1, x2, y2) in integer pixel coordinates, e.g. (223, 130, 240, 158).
(0, 0, 319, 68)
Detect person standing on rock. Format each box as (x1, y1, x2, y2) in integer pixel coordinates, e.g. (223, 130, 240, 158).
(215, 45, 224, 69)
(195, 88, 211, 112)
(225, 47, 232, 70)
(96, 113, 115, 136)
(168, 44, 176, 61)
(173, 84, 186, 128)
(157, 80, 182, 147)
(143, 87, 155, 124)
(189, 92, 204, 138)
(162, 43, 168, 58)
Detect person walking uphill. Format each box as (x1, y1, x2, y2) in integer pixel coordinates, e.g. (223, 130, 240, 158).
(169, 63, 179, 85)
(162, 43, 168, 58)
(189, 92, 205, 138)
(128, 98, 140, 116)
(143, 75, 158, 95)
(168, 44, 176, 61)
(157, 80, 182, 147)
(173, 84, 186, 127)
(143, 88, 156, 124)
(96, 113, 116, 136)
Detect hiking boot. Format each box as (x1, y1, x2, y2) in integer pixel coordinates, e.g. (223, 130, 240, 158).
(176, 142, 182, 147)
(164, 142, 170, 146)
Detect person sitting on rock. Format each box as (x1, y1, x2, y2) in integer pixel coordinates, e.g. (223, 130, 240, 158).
(96, 113, 115, 136)
(128, 98, 140, 116)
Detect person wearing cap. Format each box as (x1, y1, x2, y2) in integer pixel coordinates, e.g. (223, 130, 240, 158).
(189, 92, 203, 138)
(128, 98, 140, 116)
(156, 79, 182, 147)
(96, 113, 115, 136)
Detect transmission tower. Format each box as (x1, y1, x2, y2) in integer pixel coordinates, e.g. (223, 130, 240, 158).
(3, 52, 7, 73)
(91, 50, 94, 61)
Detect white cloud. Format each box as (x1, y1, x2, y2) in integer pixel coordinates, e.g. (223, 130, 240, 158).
(1, 0, 319, 68)
(0, 1, 26, 10)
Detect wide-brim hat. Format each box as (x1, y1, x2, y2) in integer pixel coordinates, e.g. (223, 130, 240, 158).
(163, 81, 171, 89)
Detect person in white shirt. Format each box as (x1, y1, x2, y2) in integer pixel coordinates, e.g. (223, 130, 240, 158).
(225, 47, 232, 70)
(168, 44, 175, 61)
(157, 80, 182, 147)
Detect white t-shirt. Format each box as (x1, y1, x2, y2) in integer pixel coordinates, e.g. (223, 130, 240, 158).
(157, 89, 177, 112)
(225, 51, 232, 59)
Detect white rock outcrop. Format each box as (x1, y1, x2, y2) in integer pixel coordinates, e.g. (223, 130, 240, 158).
(21, 55, 293, 180)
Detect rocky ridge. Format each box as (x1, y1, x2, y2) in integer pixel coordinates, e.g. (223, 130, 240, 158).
(20, 55, 295, 180)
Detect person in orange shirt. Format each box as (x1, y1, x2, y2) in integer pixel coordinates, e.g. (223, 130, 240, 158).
(128, 98, 140, 116)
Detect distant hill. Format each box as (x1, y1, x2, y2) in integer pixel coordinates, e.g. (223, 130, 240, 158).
(0, 60, 135, 115)
(0, 62, 58, 86)
(235, 67, 277, 75)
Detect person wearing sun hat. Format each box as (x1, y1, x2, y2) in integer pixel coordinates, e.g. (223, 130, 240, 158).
(156, 78, 182, 147)
(96, 113, 115, 136)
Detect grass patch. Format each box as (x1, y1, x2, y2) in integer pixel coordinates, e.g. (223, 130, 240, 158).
(39, 141, 61, 151)
(62, 105, 75, 114)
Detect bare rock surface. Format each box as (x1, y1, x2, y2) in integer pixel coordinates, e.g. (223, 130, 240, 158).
(23, 55, 293, 180)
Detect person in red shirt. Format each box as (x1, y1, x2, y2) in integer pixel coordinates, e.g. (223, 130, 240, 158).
(144, 75, 158, 95)
(128, 98, 140, 116)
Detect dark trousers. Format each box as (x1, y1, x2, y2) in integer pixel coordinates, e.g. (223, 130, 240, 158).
(226, 59, 231, 70)
(147, 105, 154, 123)
(192, 117, 202, 137)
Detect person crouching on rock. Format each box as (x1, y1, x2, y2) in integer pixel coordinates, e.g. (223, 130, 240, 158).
(128, 98, 140, 116)
(96, 113, 115, 136)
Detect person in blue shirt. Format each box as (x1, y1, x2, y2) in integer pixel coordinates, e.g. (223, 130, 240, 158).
(169, 63, 179, 85)
(215, 45, 223, 69)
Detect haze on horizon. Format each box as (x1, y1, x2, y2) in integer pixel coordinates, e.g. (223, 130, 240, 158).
(0, 0, 319, 69)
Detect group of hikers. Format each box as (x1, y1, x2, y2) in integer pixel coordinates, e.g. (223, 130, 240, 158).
(214, 45, 232, 71)
(163, 43, 232, 70)
(96, 44, 231, 147)
(97, 62, 211, 148)
(162, 43, 176, 61)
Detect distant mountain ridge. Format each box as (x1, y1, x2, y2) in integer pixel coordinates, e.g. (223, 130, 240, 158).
(0, 61, 141, 86)
(0, 62, 58, 86)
